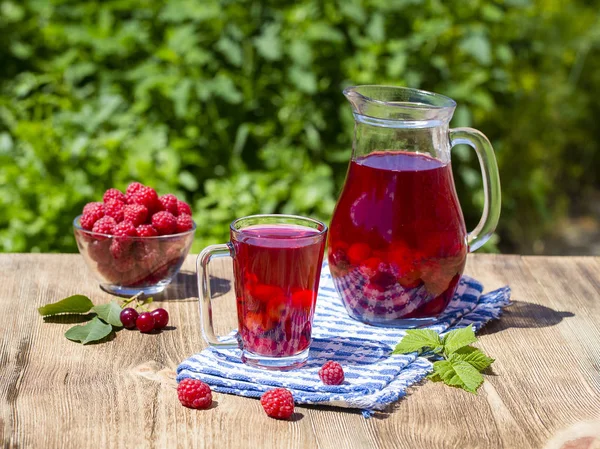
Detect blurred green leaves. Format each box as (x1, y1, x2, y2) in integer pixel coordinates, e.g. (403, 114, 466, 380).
(0, 0, 599, 254)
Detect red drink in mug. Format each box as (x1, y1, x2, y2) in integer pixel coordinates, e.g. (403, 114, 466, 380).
(234, 224, 325, 358)
(198, 215, 327, 370)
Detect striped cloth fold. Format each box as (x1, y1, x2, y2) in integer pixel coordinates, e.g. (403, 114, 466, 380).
(177, 263, 511, 415)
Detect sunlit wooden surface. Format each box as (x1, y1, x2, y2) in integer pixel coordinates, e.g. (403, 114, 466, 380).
(1, 254, 599, 448)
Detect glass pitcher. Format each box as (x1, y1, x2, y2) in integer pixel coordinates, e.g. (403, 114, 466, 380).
(327, 85, 501, 326)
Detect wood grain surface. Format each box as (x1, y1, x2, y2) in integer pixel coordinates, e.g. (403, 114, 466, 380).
(1, 254, 599, 449)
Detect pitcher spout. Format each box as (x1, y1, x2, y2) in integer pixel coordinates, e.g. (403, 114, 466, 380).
(343, 85, 456, 128)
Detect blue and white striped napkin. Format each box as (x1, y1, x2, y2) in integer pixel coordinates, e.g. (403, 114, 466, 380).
(177, 263, 511, 415)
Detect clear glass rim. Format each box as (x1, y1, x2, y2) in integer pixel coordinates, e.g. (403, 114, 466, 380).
(230, 214, 328, 239)
(343, 85, 457, 110)
(73, 215, 196, 239)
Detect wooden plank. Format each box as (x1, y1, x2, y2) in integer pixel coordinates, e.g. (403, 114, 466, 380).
(1, 254, 599, 449)
(467, 255, 600, 447)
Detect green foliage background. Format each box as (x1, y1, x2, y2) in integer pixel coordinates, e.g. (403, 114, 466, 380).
(1, 0, 599, 253)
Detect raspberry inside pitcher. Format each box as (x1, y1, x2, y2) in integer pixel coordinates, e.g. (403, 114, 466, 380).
(328, 151, 468, 322)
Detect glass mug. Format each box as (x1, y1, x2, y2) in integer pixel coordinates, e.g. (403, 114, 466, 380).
(197, 214, 327, 370)
(328, 85, 501, 326)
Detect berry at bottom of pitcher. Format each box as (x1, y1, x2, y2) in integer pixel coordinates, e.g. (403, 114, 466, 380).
(328, 239, 466, 322)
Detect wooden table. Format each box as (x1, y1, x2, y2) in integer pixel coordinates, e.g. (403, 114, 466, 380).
(1, 254, 599, 448)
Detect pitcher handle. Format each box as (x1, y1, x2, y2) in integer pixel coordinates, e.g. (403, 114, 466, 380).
(196, 244, 239, 348)
(449, 127, 501, 252)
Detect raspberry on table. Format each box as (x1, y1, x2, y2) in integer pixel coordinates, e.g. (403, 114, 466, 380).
(318, 361, 345, 385)
(260, 388, 294, 419)
(131, 186, 159, 213)
(80, 202, 105, 230)
(123, 204, 148, 227)
(136, 224, 158, 237)
(92, 216, 117, 235)
(113, 220, 138, 238)
(159, 194, 179, 215)
(177, 379, 213, 409)
(152, 211, 177, 235)
(175, 214, 194, 233)
(177, 200, 192, 216)
(104, 199, 125, 222)
(103, 188, 126, 204)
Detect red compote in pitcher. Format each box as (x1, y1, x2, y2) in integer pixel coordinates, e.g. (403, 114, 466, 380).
(328, 86, 501, 326)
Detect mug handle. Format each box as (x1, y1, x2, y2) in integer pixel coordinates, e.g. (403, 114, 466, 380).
(196, 244, 239, 348)
(449, 127, 501, 252)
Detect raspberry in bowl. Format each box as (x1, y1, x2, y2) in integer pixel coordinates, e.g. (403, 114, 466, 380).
(73, 183, 196, 296)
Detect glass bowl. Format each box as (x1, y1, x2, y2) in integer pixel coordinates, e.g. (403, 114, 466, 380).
(73, 216, 195, 296)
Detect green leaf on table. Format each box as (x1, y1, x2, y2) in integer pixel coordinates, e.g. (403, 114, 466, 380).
(432, 359, 484, 394)
(394, 325, 494, 394)
(93, 301, 123, 327)
(450, 346, 495, 371)
(442, 325, 477, 355)
(38, 295, 94, 316)
(427, 372, 443, 382)
(392, 329, 443, 354)
(65, 317, 113, 344)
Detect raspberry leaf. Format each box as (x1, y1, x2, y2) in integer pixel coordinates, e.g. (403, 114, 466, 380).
(427, 372, 443, 382)
(394, 325, 495, 394)
(65, 317, 113, 344)
(433, 359, 484, 394)
(392, 329, 442, 354)
(38, 295, 94, 316)
(93, 301, 124, 327)
(449, 347, 495, 371)
(442, 325, 477, 355)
